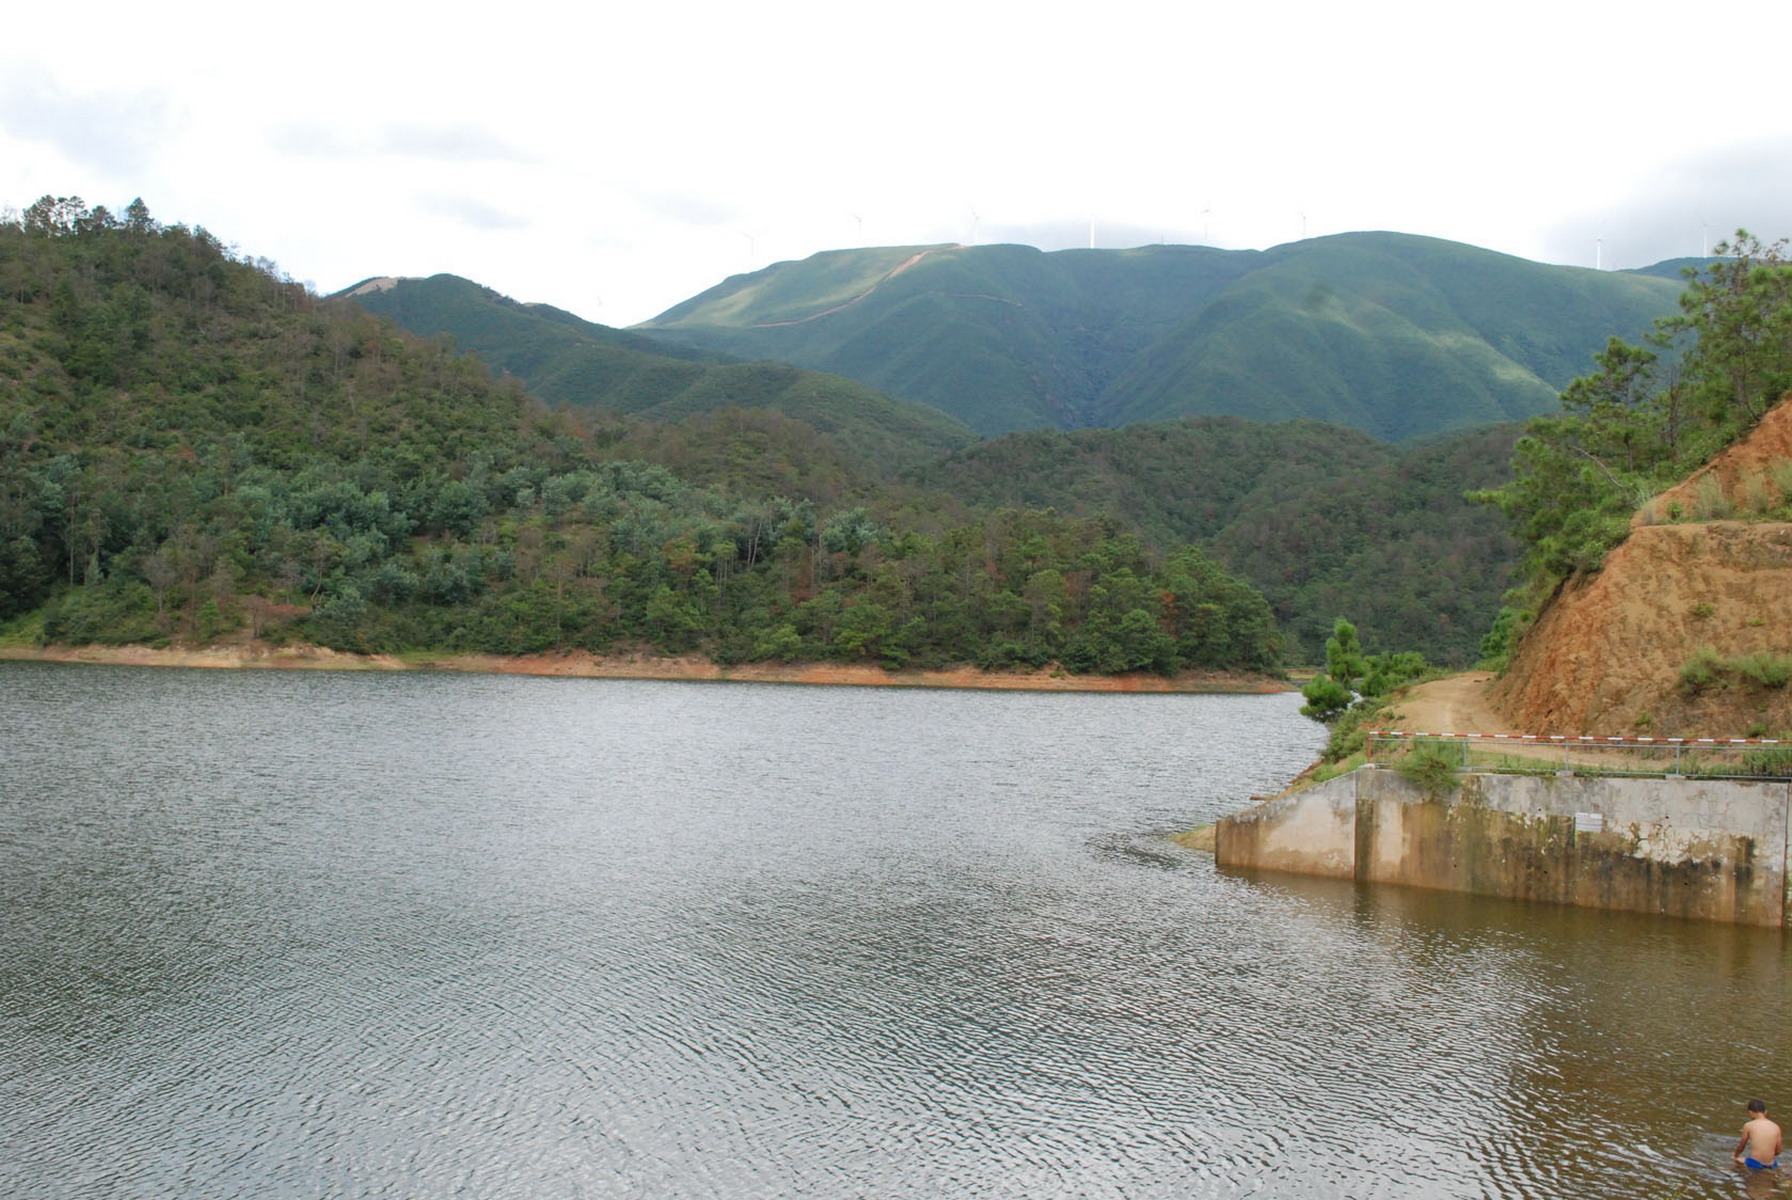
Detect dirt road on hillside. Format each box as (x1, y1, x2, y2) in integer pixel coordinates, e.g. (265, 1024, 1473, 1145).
(1388, 672, 1512, 733)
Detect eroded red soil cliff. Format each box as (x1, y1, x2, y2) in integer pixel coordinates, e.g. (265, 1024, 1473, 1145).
(1494, 400, 1792, 736)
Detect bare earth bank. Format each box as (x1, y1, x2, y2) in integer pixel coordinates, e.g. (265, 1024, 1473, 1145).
(0, 642, 1291, 695)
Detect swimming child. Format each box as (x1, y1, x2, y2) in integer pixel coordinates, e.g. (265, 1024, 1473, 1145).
(1735, 1099, 1783, 1171)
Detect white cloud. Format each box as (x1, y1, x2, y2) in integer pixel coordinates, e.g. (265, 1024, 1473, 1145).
(0, 65, 178, 178)
(271, 122, 530, 164)
(4, 0, 1791, 325)
(1542, 137, 1792, 269)
(415, 193, 532, 231)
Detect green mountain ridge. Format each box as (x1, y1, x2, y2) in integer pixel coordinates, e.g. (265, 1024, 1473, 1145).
(342, 273, 978, 472)
(23, 201, 1717, 668)
(636, 234, 1690, 439)
(343, 252, 1548, 662)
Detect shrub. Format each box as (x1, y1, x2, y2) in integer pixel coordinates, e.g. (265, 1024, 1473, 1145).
(1739, 472, 1774, 516)
(1300, 673, 1354, 722)
(1393, 741, 1461, 797)
(39, 581, 162, 646)
(1694, 475, 1733, 520)
(1477, 607, 1528, 671)
(1772, 462, 1792, 510)
(1678, 645, 1725, 694)
(1731, 651, 1792, 689)
(1361, 650, 1434, 698)
(751, 623, 802, 663)
(1324, 699, 1392, 763)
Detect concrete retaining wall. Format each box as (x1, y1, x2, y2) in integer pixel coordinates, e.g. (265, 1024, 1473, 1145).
(1216, 767, 1791, 927)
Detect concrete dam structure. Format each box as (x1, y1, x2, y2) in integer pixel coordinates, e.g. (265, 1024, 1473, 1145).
(1216, 767, 1792, 927)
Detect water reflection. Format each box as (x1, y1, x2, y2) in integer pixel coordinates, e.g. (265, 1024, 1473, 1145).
(1, 662, 1786, 1199)
(1232, 867, 1792, 1197)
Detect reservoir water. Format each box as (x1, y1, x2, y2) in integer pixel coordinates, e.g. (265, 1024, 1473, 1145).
(2, 661, 1788, 1199)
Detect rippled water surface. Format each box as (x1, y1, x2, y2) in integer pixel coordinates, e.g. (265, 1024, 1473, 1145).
(3, 662, 1789, 1200)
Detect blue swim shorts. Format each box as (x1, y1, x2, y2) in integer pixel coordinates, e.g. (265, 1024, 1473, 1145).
(1745, 1156, 1779, 1170)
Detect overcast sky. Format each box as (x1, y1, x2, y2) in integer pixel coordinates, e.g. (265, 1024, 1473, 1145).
(5, 0, 1789, 327)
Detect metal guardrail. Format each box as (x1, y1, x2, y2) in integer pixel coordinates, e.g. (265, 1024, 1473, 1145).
(1366, 730, 1792, 780)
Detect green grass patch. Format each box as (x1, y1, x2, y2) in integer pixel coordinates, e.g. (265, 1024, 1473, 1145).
(0, 610, 45, 648)
(1730, 651, 1792, 689)
(1391, 740, 1462, 797)
(1694, 475, 1733, 520)
(1469, 752, 1569, 776)
(1310, 751, 1367, 784)
(1772, 462, 1792, 508)
(1678, 645, 1725, 694)
(1678, 647, 1792, 693)
(1741, 746, 1792, 777)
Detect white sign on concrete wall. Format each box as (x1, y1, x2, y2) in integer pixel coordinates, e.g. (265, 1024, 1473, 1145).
(1575, 812, 1605, 833)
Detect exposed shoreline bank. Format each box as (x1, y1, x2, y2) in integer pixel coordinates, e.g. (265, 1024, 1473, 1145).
(0, 642, 1291, 694)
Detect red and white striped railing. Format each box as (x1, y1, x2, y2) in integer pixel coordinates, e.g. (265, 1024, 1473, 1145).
(1365, 730, 1789, 778)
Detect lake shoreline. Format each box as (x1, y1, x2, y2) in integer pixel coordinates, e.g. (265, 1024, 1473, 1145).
(0, 641, 1292, 694)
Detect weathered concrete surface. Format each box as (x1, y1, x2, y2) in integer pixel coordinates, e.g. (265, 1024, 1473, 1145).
(1214, 774, 1357, 880)
(1218, 768, 1791, 927)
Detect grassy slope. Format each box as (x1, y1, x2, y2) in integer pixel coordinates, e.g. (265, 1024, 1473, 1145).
(641, 243, 1260, 434)
(638, 235, 1685, 441)
(648, 245, 941, 326)
(1096, 238, 1558, 437)
(1622, 256, 1719, 282)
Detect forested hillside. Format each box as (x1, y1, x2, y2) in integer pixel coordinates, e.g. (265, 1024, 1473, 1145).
(0, 196, 1284, 676)
(1477, 232, 1792, 665)
(343, 265, 1537, 664)
(344, 273, 978, 472)
(1397, 232, 1792, 740)
(909, 418, 1520, 664)
(636, 236, 1689, 439)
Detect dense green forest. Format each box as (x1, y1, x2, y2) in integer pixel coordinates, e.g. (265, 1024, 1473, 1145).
(636, 236, 1689, 439)
(907, 418, 1520, 664)
(358, 270, 1529, 663)
(0, 196, 1282, 675)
